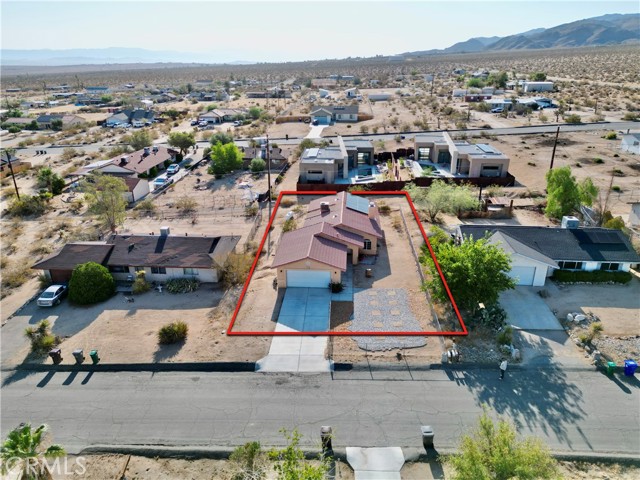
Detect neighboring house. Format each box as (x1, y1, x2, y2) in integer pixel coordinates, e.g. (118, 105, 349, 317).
(310, 105, 359, 124)
(198, 108, 245, 124)
(415, 132, 510, 178)
(272, 192, 383, 288)
(344, 88, 358, 98)
(188, 90, 229, 102)
(36, 114, 84, 129)
(368, 92, 392, 102)
(246, 88, 287, 98)
(523, 81, 554, 92)
(240, 146, 287, 164)
(299, 137, 374, 183)
(105, 109, 155, 126)
(119, 175, 151, 203)
(318, 88, 330, 98)
(2, 117, 35, 127)
(464, 93, 492, 102)
(33, 229, 240, 284)
(99, 145, 176, 177)
(1, 150, 31, 179)
(457, 221, 640, 286)
(620, 133, 640, 155)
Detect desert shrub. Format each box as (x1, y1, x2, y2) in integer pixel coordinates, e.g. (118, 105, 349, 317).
(329, 281, 343, 293)
(472, 304, 508, 330)
(61, 147, 78, 161)
(24, 320, 59, 354)
(6, 195, 49, 217)
(1, 264, 32, 291)
(282, 217, 297, 233)
(222, 252, 253, 288)
(378, 203, 391, 216)
(68, 262, 116, 305)
(280, 198, 295, 208)
(165, 278, 200, 293)
(604, 131, 617, 140)
(497, 326, 513, 346)
(250, 158, 266, 173)
(622, 112, 639, 121)
(564, 114, 582, 124)
(244, 204, 258, 217)
(158, 321, 188, 344)
(611, 185, 622, 192)
(69, 198, 84, 214)
(552, 270, 631, 284)
(132, 271, 151, 294)
(134, 198, 156, 216)
(229, 441, 266, 480)
(175, 196, 199, 215)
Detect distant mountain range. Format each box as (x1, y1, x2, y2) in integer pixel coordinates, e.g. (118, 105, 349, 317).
(0, 47, 254, 66)
(401, 13, 639, 57)
(1, 14, 638, 66)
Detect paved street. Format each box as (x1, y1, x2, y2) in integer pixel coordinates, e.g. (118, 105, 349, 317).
(1, 366, 638, 455)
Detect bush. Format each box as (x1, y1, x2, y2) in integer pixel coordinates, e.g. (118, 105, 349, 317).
(6, 195, 49, 217)
(132, 271, 151, 294)
(604, 131, 617, 140)
(175, 196, 199, 215)
(165, 278, 200, 293)
(134, 198, 156, 216)
(149, 166, 158, 177)
(250, 158, 266, 173)
(222, 252, 253, 288)
(158, 321, 188, 344)
(497, 325, 513, 346)
(329, 282, 343, 293)
(564, 114, 582, 124)
(282, 217, 297, 233)
(68, 262, 116, 305)
(552, 270, 632, 284)
(245, 204, 258, 217)
(472, 304, 508, 330)
(378, 203, 391, 216)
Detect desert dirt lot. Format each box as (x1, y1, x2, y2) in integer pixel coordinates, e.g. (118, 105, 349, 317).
(3, 286, 271, 367)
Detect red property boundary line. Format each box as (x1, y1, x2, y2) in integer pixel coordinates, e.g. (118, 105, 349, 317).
(226, 191, 468, 336)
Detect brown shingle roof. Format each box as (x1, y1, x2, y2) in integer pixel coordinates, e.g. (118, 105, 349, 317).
(32, 243, 114, 271)
(306, 192, 383, 239)
(105, 146, 176, 175)
(107, 234, 240, 269)
(272, 224, 348, 270)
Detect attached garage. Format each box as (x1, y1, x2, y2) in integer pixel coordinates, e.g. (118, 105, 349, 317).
(509, 266, 536, 286)
(286, 270, 331, 288)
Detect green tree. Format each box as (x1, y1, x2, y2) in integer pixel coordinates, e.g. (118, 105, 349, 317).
(82, 173, 128, 232)
(68, 262, 115, 305)
(168, 131, 195, 157)
(50, 119, 63, 131)
(100, 94, 113, 103)
(250, 158, 266, 173)
(208, 141, 243, 176)
(296, 139, 317, 157)
(421, 236, 515, 316)
(128, 130, 152, 150)
(210, 131, 234, 145)
(248, 107, 262, 120)
(165, 109, 180, 120)
(529, 72, 547, 81)
(36, 167, 65, 195)
(545, 167, 597, 219)
(268, 429, 329, 480)
(407, 181, 479, 223)
(447, 408, 558, 480)
(467, 78, 484, 88)
(487, 71, 508, 89)
(1, 423, 66, 480)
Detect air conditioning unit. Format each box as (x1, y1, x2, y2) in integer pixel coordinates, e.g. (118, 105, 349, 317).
(561, 216, 580, 229)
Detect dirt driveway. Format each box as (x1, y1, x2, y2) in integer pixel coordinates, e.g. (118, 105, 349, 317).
(1, 286, 271, 367)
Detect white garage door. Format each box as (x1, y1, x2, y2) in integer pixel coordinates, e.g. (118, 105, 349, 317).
(286, 270, 330, 288)
(509, 266, 536, 285)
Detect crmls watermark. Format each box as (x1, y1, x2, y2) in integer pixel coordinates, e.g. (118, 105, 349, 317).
(1, 456, 87, 477)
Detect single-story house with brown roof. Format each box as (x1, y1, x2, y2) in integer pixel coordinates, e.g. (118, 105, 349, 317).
(272, 192, 383, 288)
(32, 229, 240, 284)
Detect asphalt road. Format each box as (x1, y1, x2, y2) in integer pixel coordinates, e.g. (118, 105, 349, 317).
(1, 366, 638, 455)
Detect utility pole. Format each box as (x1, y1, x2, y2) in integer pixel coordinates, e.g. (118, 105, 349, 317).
(430, 74, 435, 97)
(549, 125, 560, 170)
(3, 151, 20, 199)
(266, 133, 272, 256)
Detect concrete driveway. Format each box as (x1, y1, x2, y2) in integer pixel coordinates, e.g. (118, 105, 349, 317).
(500, 287, 563, 330)
(305, 124, 327, 139)
(256, 288, 332, 373)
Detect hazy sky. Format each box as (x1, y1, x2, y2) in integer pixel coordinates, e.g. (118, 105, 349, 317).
(1, 0, 638, 62)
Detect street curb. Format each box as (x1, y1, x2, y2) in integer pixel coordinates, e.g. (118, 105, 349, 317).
(333, 362, 610, 373)
(7, 362, 256, 373)
(77, 444, 640, 465)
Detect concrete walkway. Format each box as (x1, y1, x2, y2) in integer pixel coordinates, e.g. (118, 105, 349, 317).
(306, 124, 327, 139)
(256, 288, 332, 373)
(346, 447, 404, 479)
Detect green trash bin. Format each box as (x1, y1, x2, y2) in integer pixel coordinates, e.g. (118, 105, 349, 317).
(89, 350, 100, 365)
(606, 361, 617, 375)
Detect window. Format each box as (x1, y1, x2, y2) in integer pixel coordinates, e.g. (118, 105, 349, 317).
(109, 265, 128, 273)
(363, 239, 372, 250)
(134, 266, 145, 272)
(183, 268, 199, 276)
(418, 147, 431, 160)
(599, 263, 620, 271)
(151, 267, 167, 275)
(558, 261, 583, 270)
(307, 170, 324, 174)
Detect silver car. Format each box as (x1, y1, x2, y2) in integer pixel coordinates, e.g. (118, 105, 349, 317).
(37, 285, 67, 307)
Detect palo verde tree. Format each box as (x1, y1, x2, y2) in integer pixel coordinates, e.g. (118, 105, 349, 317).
(208, 141, 243, 176)
(407, 181, 479, 223)
(167, 131, 195, 157)
(81, 172, 128, 232)
(545, 166, 598, 219)
(447, 407, 559, 480)
(421, 235, 515, 317)
(1, 423, 66, 480)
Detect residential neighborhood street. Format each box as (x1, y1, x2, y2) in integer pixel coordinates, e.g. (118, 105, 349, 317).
(1, 366, 638, 456)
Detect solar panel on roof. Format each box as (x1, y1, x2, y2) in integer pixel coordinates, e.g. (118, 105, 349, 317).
(345, 194, 370, 214)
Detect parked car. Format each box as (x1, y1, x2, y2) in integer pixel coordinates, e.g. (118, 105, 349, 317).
(37, 285, 67, 307)
(190, 120, 198, 126)
(153, 177, 172, 189)
(166, 164, 180, 175)
(491, 108, 504, 114)
(233, 120, 241, 127)
(198, 121, 208, 127)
